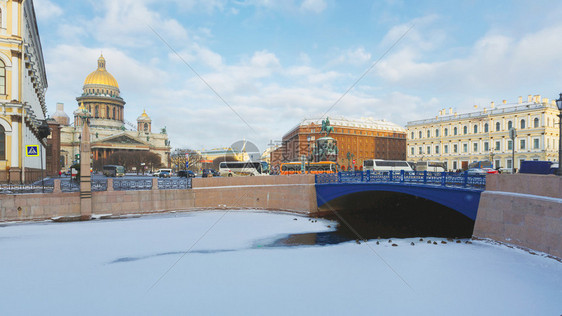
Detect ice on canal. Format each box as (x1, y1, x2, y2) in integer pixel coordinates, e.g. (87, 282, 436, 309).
(0, 210, 560, 315)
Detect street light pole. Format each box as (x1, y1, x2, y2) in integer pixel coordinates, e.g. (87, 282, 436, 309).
(556, 93, 562, 176)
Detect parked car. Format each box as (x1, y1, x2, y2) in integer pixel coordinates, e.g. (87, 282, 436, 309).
(177, 170, 196, 178)
(158, 170, 171, 178)
(202, 169, 220, 178)
(153, 168, 172, 177)
(466, 168, 488, 175)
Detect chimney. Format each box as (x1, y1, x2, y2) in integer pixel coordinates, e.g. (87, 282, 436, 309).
(543, 98, 549, 104)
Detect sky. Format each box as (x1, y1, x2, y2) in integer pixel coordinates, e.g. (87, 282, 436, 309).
(35, 0, 562, 153)
(1, 210, 561, 315)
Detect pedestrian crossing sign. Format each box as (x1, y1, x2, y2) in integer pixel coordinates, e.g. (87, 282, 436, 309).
(26, 145, 39, 157)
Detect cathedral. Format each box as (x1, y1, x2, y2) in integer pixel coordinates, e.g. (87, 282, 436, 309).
(52, 55, 170, 172)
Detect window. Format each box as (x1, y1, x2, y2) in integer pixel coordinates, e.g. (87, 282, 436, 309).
(484, 142, 489, 151)
(144, 123, 148, 132)
(411, 147, 414, 155)
(427, 130, 431, 138)
(463, 144, 468, 152)
(494, 159, 500, 169)
(520, 139, 525, 150)
(533, 138, 539, 149)
(473, 125, 478, 133)
(426, 146, 431, 154)
(0, 125, 4, 160)
(484, 123, 489, 133)
(95, 105, 99, 117)
(533, 117, 539, 128)
(473, 143, 478, 152)
(444, 128, 448, 136)
(411, 132, 414, 139)
(507, 121, 513, 129)
(507, 140, 512, 150)
(507, 159, 512, 169)
(496, 122, 500, 131)
(113, 107, 116, 119)
(435, 129, 439, 137)
(495, 141, 500, 151)
(453, 144, 458, 153)
(463, 126, 468, 134)
(0, 59, 5, 95)
(419, 131, 422, 138)
(418, 147, 422, 154)
(435, 145, 440, 154)
(444, 145, 449, 153)
(520, 119, 526, 129)
(453, 161, 457, 170)
(454, 127, 458, 135)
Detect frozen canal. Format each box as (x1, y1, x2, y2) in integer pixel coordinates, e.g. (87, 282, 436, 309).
(0, 210, 561, 315)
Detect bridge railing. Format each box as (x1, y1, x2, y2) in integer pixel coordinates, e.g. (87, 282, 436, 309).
(316, 170, 486, 189)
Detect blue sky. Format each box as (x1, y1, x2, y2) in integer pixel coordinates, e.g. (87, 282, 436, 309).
(35, 0, 562, 152)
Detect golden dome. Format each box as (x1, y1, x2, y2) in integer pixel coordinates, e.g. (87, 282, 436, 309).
(83, 55, 119, 88)
(137, 109, 151, 122)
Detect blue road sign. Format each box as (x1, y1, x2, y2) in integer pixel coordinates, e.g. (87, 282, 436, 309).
(26, 145, 39, 157)
(186, 161, 189, 169)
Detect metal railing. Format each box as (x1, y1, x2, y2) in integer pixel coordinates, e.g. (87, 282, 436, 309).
(157, 178, 191, 190)
(315, 170, 486, 189)
(113, 179, 153, 191)
(0, 183, 55, 194)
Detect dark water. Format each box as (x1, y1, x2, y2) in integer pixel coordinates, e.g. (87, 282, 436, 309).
(272, 191, 474, 247)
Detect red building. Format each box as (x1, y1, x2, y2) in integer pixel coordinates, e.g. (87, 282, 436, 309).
(271, 117, 407, 171)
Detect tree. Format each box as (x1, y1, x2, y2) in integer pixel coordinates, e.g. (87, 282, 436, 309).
(211, 155, 238, 170)
(170, 148, 203, 172)
(101, 151, 163, 174)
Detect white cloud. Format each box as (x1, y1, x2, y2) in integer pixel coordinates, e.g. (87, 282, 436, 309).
(34, 0, 63, 20)
(300, 0, 327, 14)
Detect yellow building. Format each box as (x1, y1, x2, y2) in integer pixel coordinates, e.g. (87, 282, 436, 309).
(406, 95, 560, 171)
(0, 0, 48, 183)
(53, 55, 171, 171)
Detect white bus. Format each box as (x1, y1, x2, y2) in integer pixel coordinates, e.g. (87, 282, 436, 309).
(219, 161, 268, 177)
(415, 161, 447, 172)
(362, 159, 413, 172)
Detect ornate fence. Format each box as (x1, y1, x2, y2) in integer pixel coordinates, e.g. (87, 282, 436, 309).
(316, 170, 486, 189)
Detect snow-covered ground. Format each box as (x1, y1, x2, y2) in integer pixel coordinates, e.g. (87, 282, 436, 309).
(0, 210, 560, 315)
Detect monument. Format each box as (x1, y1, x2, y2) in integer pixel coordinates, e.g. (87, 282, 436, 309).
(312, 117, 338, 162)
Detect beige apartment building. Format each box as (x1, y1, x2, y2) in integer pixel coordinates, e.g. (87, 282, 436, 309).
(406, 95, 560, 171)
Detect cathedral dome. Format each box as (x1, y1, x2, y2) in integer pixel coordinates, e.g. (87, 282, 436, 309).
(83, 55, 119, 88)
(137, 109, 151, 122)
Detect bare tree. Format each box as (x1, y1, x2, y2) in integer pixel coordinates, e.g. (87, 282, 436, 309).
(103, 151, 162, 174)
(171, 148, 203, 172)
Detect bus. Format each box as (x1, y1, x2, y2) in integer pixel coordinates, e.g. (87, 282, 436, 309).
(219, 161, 268, 177)
(362, 159, 413, 172)
(280, 161, 338, 175)
(103, 165, 125, 177)
(415, 161, 447, 172)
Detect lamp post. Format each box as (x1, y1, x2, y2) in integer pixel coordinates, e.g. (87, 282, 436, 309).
(556, 93, 562, 176)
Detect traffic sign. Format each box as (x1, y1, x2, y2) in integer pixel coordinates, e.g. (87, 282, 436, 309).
(353, 159, 356, 164)
(26, 145, 39, 157)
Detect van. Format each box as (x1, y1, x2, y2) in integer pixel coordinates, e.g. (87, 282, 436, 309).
(153, 168, 172, 177)
(363, 159, 414, 172)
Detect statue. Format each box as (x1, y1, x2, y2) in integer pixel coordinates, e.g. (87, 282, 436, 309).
(161, 126, 167, 135)
(321, 117, 334, 136)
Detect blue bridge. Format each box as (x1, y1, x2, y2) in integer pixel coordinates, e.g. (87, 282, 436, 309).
(315, 171, 486, 220)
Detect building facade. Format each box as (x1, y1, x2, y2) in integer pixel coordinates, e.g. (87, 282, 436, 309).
(406, 95, 560, 171)
(0, 0, 48, 183)
(53, 55, 171, 172)
(272, 117, 407, 171)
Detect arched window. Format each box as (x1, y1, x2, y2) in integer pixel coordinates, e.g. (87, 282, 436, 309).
(0, 59, 6, 95)
(473, 124, 478, 133)
(534, 117, 539, 128)
(454, 127, 458, 135)
(419, 131, 422, 138)
(435, 129, 439, 137)
(463, 126, 468, 134)
(95, 105, 99, 117)
(0, 125, 5, 160)
(444, 128, 448, 136)
(427, 130, 430, 138)
(520, 119, 526, 129)
(113, 107, 116, 119)
(496, 122, 500, 131)
(484, 123, 489, 133)
(507, 121, 513, 129)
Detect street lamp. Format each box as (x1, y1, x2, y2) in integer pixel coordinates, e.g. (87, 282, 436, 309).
(556, 93, 562, 176)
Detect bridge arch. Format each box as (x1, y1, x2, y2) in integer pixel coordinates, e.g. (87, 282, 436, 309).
(315, 182, 482, 220)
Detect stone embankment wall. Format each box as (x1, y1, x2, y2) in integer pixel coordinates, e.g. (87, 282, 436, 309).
(0, 175, 317, 222)
(474, 174, 562, 258)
